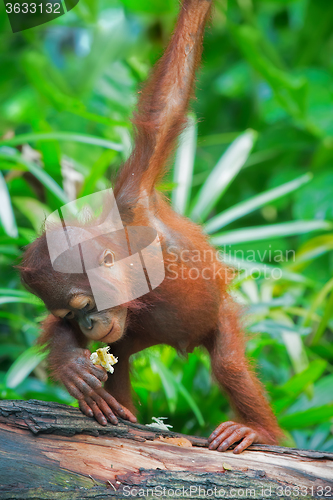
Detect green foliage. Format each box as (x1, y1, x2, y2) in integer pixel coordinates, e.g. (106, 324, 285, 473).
(0, 0, 333, 451)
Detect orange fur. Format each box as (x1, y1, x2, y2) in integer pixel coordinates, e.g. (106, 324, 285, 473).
(19, 0, 282, 448)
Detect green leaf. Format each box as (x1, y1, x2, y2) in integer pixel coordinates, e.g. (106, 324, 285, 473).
(281, 359, 327, 395)
(0, 289, 32, 296)
(290, 235, 333, 267)
(172, 114, 197, 215)
(0, 344, 24, 360)
(151, 357, 177, 413)
(250, 319, 311, 339)
(279, 404, 333, 430)
(304, 276, 333, 329)
(19, 227, 37, 243)
(0, 312, 36, 327)
(312, 290, 333, 346)
(223, 254, 312, 285)
(274, 360, 327, 414)
(289, 375, 333, 415)
(190, 130, 257, 222)
(210, 220, 332, 246)
(120, 0, 174, 14)
(5, 346, 47, 389)
(20, 159, 69, 204)
(0, 171, 18, 238)
(0, 245, 20, 256)
(293, 172, 333, 221)
(232, 25, 308, 121)
(12, 197, 51, 232)
(296, 0, 333, 67)
(281, 330, 308, 375)
(79, 149, 117, 197)
(21, 51, 128, 127)
(204, 173, 312, 233)
(0, 148, 68, 204)
(0, 133, 123, 152)
(32, 121, 62, 185)
(0, 289, 42, 306)
(215, 61, 251, 98)
(177, 382, 204, 426)
(197, 131, 241, 147)
(151, 357, 204, 424)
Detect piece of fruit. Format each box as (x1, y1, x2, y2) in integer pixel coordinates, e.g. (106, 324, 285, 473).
(90, 346, 118, 373)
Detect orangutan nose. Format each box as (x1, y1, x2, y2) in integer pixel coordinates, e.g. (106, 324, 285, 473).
(79, 315, 93, 330)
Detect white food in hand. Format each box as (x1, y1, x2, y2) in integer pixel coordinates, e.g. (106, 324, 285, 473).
(90, 346, 118, 374)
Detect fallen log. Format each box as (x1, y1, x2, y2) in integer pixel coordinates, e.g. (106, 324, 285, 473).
(0, 399, 332, 499)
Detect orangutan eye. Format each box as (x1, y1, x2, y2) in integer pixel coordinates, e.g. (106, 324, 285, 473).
(52, 309, 75, 320)
(101, 249, 115, 267)
(69, 295, 95, 311)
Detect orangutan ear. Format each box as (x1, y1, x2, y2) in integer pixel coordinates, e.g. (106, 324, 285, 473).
(99, 249, 115, 268)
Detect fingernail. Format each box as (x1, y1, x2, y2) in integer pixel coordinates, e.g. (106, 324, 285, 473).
(101, 418, 107, 425)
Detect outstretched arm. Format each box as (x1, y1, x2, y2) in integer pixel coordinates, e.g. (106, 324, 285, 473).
(204, 303, 282, 453)
(115, 0, 212, 202)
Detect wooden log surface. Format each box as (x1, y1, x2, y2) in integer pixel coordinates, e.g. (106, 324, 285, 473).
(0, 399, 332, 499)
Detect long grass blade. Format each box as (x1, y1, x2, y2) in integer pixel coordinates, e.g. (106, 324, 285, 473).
(172, 114, 197, 215)
(0, 132, 123, 151)
(190, 130, 257, 222)
(5, 346, 47, 389)
(205, 173, 312, 233)
(0, 149, 68, 204)
(211, 220, 332, 246)
(0, 171, 18, 238)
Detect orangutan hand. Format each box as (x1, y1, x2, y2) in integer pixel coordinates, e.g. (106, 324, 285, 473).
(208, 421, 264, 454)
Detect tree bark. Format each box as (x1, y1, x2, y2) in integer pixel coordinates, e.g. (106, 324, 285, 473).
(0, 399, 332, 499)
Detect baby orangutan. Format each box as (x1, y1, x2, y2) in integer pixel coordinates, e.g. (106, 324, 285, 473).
(20, 0, 281, 453)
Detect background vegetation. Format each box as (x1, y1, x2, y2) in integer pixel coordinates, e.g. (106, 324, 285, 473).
(0, 0, 333, 451)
